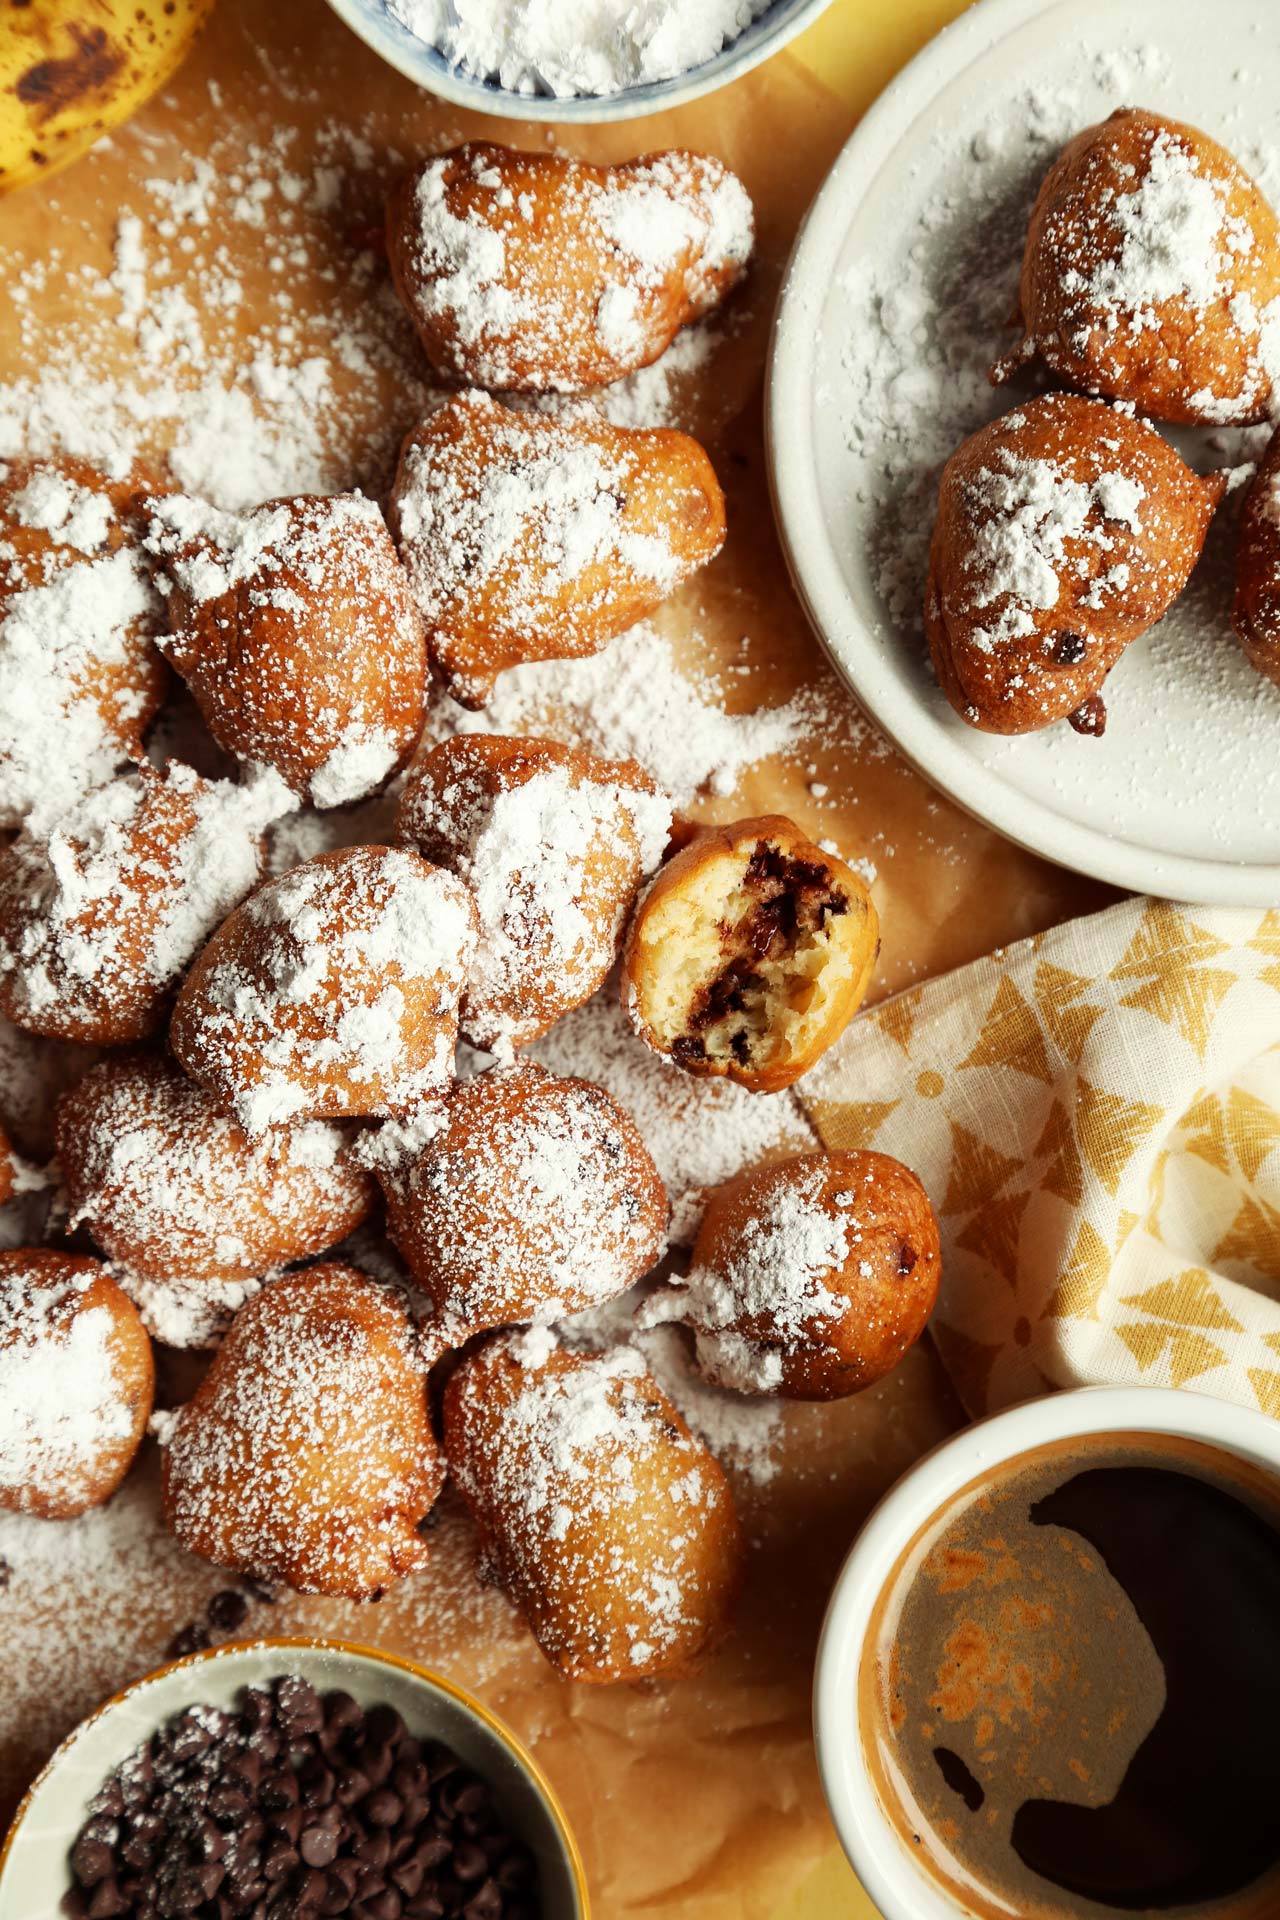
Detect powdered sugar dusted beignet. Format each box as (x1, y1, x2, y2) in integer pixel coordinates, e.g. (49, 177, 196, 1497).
(388, 391, 726, 707)
(170, 845, 479, 1135)
(1002, 109, 1280, 426)
(145, 492, 428, 807)
(0, 761, 293, 1046)
(397, 734, 671, 1050)
(0, 1248, 153, 1519)
(56, 1054, 374, 1296)
(386, 142, 753, 393)
(645, 1150, 941, 1399)
(159, 1264, 442, 1598)
(1233, 424, 1280, 685)
(444, 1328, 741, 1682)
(374, 1058, 667, 1334)
(623, 816, 878, 1095)
(0, 458, 167, 834)
(926, 393, 1225, 736)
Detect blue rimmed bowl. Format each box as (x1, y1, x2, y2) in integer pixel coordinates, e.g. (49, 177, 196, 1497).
(323, 0, 837, 122)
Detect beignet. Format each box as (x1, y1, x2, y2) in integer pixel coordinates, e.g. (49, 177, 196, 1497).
(926, 393, 1225, 735)
(443, 1328, 741, 1682)
(159, 1263, 442, 1598)
(0, 761, 293, 1045)
(0, 458, 167, 834)
(0, 1248, 153, 1519)
(644, 1150, 941, 1399)
(1003, 108, 1280, 425)
(374, 1058, 667, 1335)
(396, 734, 671, 1051)
(623, 815, 878, 1093)
(170, 845, 479, 1135)
(145, 492, 428, 807)
(388, 391, 725, 707)
(386, 142, 753, 392)
(1233, 424, 1280, 686)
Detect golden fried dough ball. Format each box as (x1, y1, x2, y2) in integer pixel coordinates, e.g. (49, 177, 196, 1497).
(388, 391, 725, 708)
(375, 1059, 667, 1335)
(444, 1329, 741, 1682)
(56, 1054, 375, 1292)
(1233, 425, 1280, 685)
(1002, 109, 1280, 425)
(386, 142, 753, 393)
(144, 493, 428, 808)
(648, 1151, 941, 1399)
(0, 457, 168, 834)
(926, 393, 1225, 736)
(170, 845, 479, 1135)
(623, 815, 878, 1095)
(397, 734, 671, 1050)
(0, 761, 293, 1046)
(159, 1264, 442, 1598)
(0, 1248, 154, 1519)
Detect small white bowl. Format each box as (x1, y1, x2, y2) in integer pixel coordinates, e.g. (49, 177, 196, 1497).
(322, 0, 837, 123)
(0, 1637, 589, 1919)
(814, 1386, 1280, 1920)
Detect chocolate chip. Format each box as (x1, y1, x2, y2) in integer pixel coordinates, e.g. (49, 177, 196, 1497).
(897, 1243, 918, 1276)
(1068, 692, 1107, 736)
(1052, 631, 1087, 664)
(165, 1622, 211, 1660)
(365, 1789, 404, 1829)
(452, 1841, 487, 1883)
(301, 1825, 340, 1868)
(207, 1589, 250, 1633)
(71, 1835, 115, 1887)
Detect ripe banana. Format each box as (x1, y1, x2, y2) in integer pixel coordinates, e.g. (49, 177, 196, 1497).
(0, 0, 214, 196)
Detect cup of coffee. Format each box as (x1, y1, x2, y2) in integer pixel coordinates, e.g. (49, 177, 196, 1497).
(814, 1386, 1280, 1920)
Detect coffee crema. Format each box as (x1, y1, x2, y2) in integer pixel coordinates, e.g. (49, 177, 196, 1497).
(860, 1432, 1280, 1919)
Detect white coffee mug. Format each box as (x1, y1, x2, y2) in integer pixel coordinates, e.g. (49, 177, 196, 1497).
(813, 1384, 1280, 1920)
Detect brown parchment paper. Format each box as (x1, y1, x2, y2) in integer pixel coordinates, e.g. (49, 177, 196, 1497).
(0, 3, 1109, 1912)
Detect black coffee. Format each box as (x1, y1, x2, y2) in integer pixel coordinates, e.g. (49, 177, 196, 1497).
(861, 1432, 1280, 1919)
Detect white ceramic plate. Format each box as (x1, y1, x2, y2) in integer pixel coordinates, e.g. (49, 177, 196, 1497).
(768, 0, 1280, 905)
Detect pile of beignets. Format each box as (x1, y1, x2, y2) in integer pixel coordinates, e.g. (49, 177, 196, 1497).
(928, 108, 1280, 737)
(0, 139, 939, 1687)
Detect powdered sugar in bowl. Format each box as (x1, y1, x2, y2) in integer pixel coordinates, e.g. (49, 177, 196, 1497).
(321, 0, 837, 121)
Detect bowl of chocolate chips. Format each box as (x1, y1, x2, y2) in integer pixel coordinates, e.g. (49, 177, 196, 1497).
(0, 1639, 587, 1920)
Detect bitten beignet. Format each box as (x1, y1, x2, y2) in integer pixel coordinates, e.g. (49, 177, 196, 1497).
(1002, 109, 1280, 426)
(386, 142, 753, 392)
(444, 1328, 742, 1682)
(170, 845, 479, 1135)
(388, 391, 725, 707)
(623, 816, 878, 1093)
(925, 393, 1225, 735)
(145, 492, 428, 807)
(644, 1150, 941, 1399)
(159, 1263, 442, 1598)
(374, 1058, 667, 1335)
(396, 733, 671, 1051)
(0, 1248, 153, 1519)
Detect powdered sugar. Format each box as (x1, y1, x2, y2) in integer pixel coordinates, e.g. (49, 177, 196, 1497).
(389, 0, 773, 97)
(430, 621, 828, 808)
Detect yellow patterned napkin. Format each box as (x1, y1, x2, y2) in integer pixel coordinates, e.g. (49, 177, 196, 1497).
(797, 899, 1280, 1418)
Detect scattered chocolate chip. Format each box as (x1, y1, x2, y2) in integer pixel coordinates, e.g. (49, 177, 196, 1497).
(165, 1622, 212, 1660)
(206, 1589, 250, 1634)
(1052, 631, 1087, 664)
(63, 1675, 539, 1920)
(1067, 692, 1107, 736)
(897, 1243, 918, 1276)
